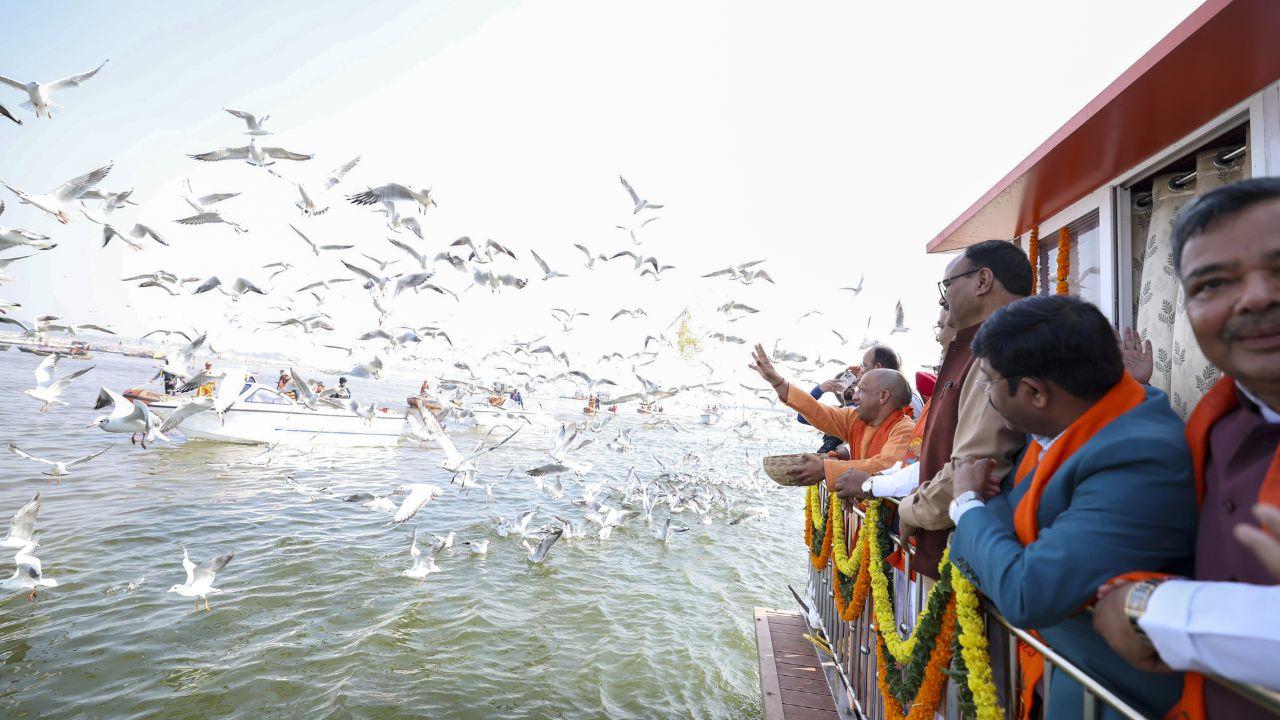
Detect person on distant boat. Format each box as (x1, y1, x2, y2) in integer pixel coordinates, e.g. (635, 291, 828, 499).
(277, 370, 290, 392)
(196, 361, 215, 397)
(947, 295, 1196, 718)
(332, 376, 351, 399)
(751, 346, 915, 490)
(509, 386, 524, 409)
(162, 371, 177, 395)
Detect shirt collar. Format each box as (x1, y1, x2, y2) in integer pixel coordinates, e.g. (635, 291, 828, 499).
(1030, 432, 1063, 461)
(1237, 383, 1280, 424)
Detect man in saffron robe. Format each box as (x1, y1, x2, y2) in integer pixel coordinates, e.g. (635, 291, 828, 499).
(948, 295, 1198, 718)
(1093, 178, 1280, 718)
(749, 345, 916, 488)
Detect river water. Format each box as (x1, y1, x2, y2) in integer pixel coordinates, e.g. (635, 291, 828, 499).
(0, 351, 811, 719)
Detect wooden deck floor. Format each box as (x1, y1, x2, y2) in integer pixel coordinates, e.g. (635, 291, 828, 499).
(754, 608, 840, 720)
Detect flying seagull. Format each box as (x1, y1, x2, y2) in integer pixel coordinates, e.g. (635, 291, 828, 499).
(188, 137, 312, 166)
(167, 547, 234, 611)
(401, 529, 441, 580)
(223, 107, 270, 136)
(0, 201, 56, 251)
(2, 541, 57, 601)
(0, 60, 108, 118)
(619, 175, 662, 214)
(347, 184, 437, 214)
(0, 494, 39, 549)
(890, 301, 909, 334)
(7, 443, 111, 481)
(1, 162, 113, 224)
(25, 353, 93, 412)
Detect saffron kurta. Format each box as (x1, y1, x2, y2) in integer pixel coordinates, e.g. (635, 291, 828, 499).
(784, 385, 915, 491)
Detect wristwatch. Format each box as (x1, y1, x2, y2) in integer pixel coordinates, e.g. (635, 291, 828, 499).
(861, 478, 875, 497)
(948, 490, 982, 523)
(1123, 579, 1168, 645)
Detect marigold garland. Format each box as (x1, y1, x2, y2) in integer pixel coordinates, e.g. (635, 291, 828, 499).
(876, 595, 957, 720)
(832, 507, 872, 621)
(865, 500, 947, 664)
(1027, 225, 1040, 295)
(953, 564, 1005, 720)
(1055, 226, 1070, 295)
(804, 486, 833, 570)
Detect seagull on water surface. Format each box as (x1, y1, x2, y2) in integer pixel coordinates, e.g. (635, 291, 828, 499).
(402, 529, 441, 580)
(1, 541, 57, 602)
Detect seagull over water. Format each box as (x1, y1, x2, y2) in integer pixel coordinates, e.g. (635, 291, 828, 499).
(25, 353, 93, 412)
(402, 529, 441, 580)
(1, 494, 39, 549)
(7, 443, 112, 482)
(390, 483, 443, 525)
(522, 527, 563, 564)
(88, 387, 168, 448)
(168, 547, 234, 612)
(0, 60, 108, 118)
(223, 107, 271, 136)
(2, 541, 57, 602)
(0, 201, 56, 251)
(188, 137, 312, 167)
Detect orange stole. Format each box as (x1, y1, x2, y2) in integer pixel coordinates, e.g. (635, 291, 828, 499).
(848, 406, 912, 460)
(1009, 373, 1147, 719)
(1162, 377, 1280, 720)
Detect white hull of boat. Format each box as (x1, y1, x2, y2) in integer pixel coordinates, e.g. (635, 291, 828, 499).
(149, 400, 411, 448)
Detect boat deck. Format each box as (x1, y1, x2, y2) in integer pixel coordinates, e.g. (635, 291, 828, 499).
(754, 608, 841, 720)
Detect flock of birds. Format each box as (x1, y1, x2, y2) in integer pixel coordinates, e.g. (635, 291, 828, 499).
(0, 59, 910, 611)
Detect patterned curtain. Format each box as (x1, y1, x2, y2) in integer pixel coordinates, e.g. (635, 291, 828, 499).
(1134, 146, 1247, 417)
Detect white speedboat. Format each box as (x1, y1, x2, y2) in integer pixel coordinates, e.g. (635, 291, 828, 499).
(140, 373, 411, 447)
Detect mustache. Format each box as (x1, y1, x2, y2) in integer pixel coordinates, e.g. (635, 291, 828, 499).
(1222, 306, 1280, 341)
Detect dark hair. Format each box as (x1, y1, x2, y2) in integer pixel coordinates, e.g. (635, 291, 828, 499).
(971, 295, 1123, 401)
(1172, 177, 1280, 276)
(866, 345, 901, 370)
(963, 239, 1034, 297)
(339, 377, 348, 384)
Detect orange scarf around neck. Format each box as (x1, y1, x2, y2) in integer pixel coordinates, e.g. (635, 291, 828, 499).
(902, 398, 931, 463)
(1012, 372, 1147, 544)
(1007, 372, 1146, 718)
(847, 406, 911, 460)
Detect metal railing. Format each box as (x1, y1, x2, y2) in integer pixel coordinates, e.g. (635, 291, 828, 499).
(804, 485, 1280, 720)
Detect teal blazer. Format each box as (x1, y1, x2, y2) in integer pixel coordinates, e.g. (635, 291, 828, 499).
(951, 386, 1197, 719)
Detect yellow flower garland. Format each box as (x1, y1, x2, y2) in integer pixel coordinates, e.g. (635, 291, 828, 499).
(953, 564, 1004, 720)
(863, 500, 948, 664)
(829, 495, 865, 577)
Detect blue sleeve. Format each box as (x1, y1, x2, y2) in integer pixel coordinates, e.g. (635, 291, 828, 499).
(950, 436, 1197, 629)
(797, 385, 824, 426)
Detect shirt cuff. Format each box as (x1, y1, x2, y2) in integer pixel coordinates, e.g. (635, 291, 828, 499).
(870, 462, 919, 498)
(1138, 580, 1199, 671)
(950, 499, 985, 525)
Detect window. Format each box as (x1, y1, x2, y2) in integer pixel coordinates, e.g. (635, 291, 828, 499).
(244, 388, 291, 405)
(1034, 211, 1101, 308)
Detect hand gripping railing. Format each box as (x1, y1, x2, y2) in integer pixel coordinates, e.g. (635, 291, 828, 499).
(803, 485, 1280, 720)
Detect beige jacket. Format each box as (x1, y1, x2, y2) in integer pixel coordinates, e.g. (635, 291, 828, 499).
(896, 362, 1026, 530)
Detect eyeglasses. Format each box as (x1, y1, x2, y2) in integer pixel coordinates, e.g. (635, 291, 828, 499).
(981, 373, 1025, 396)
(937, 267, 982, 299)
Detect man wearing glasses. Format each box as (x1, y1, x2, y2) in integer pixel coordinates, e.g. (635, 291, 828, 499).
(836, 239, 1031, 579)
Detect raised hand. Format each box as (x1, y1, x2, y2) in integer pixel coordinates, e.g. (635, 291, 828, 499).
(1118, 327, 1153, 385)
(748, 343, 788, 399)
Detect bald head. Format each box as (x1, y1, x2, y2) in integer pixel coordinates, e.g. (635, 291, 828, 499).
(855, 369, 912, 423)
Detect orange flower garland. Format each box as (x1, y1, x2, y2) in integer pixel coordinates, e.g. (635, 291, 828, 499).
(1027, 225, 1039, 295)
(1055, 227, 1070, 295)
(804, 488, 833, 570)
(876, 595, 958, 720)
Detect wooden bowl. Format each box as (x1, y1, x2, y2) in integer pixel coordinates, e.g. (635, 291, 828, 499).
(762, 454, 815, 487)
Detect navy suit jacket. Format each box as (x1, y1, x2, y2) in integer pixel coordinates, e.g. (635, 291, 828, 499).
(951, 386, 1197, 719)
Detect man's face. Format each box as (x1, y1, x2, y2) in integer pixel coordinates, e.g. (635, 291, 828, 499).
(859, 350, 876, 374)
(940, 256, 978, 329)
(852, 377, 880, 420)
(980, 360, 1030, 433)
(1180, 199, 1280, 389)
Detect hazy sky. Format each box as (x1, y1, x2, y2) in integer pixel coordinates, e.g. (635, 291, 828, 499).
(0, 1, 1204, 389)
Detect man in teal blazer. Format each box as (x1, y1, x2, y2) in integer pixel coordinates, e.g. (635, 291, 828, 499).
(948, 295, 1197, 719)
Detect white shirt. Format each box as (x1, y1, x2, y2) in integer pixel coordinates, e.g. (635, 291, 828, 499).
(1237, 383, 1280, 424)
(1140, 579, 1280, 692)
(869, 462, 919, 499)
